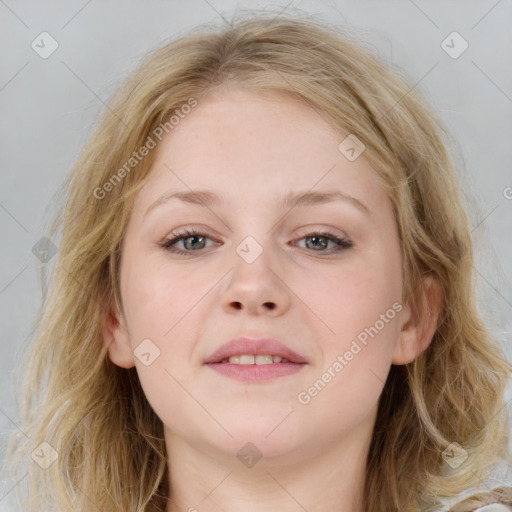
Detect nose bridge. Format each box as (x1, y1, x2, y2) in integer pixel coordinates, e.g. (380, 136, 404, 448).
(220, 231, 290, 315)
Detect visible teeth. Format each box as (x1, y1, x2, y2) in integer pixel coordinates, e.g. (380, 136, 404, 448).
(255, 355, 273, 365)
(226, 354, 287, 365)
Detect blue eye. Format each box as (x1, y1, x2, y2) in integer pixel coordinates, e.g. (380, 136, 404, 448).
(161, 229, 352, 256)
(295, 232, 352, 252)
(161, 229, 217, 254)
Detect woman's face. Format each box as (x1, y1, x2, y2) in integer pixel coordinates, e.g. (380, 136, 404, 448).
(106, 88, 413, 466)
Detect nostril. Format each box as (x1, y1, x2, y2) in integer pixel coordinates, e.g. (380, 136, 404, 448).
(229, 302, 276, 310)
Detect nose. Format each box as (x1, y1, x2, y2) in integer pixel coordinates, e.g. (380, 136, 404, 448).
(220, 241, 291, 317)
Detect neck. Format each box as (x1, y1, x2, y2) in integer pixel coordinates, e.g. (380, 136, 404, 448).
(164, 417, 374, 512)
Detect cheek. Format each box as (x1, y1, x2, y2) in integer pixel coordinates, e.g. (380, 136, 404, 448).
(121, 250, 204, 341)
(297, 359, 385, 442)
(120, 256, 202, 429)
(120, 250, 209, 393)
(303, 253, 402, 342)
(297, 299, 400, 434)
(297, 249, 402, 402)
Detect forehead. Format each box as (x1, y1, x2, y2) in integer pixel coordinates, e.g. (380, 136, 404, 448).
(134, 88, 387, 212)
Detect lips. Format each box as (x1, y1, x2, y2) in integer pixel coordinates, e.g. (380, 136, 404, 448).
(204, 336, 307, 365)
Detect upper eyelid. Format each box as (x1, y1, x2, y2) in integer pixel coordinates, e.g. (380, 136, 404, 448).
(165, 223, 350, 239)
(164, 228, 349, 241)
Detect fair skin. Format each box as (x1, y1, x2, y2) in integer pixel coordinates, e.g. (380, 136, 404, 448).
(102, 87, 441, 512)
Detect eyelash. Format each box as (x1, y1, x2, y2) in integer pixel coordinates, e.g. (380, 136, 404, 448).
(160, 228, 353, 256)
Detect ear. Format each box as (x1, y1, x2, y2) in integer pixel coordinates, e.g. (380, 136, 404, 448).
(101, 306, 135, 369)
(392, 275, 443, 365)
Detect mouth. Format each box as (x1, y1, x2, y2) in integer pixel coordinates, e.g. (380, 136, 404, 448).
(204, 337, 307, 381)
(216, 354, 298, 365)
(204, 336, 307, 364)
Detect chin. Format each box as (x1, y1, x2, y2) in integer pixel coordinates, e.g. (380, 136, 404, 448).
(206, 417, 306, 464)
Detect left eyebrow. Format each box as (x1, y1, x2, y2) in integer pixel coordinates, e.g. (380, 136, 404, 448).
(144, 190, 225, 219)
(143, 188, 370, 220)
(280, 190, 370, 215)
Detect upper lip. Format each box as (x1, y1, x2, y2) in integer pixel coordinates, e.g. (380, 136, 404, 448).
(204, 336, 308, 364)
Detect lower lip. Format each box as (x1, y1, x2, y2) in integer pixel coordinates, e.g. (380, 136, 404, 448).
(206, 362, 306, 381)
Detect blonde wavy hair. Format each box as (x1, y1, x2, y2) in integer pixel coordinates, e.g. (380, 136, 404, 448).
(7, 12, 511, 512)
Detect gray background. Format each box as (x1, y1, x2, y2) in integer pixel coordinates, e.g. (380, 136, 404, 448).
(1, 0, 511, 507)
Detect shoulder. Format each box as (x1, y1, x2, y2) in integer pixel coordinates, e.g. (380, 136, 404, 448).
(447, 485, 512, 512)
(471, 505, 512, 512)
